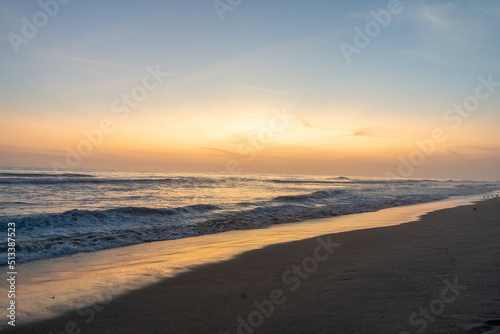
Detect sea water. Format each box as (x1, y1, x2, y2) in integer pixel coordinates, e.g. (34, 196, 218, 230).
(1, 167, 498, 264)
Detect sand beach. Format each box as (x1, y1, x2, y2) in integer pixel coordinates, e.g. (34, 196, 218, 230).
(12, 197, 500, 333)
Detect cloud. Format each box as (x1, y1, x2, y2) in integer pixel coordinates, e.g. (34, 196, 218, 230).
(297, 116, 312, 128)
(352, 127, 398, 139)
(50, 54, 292, 95)
(296, 115, 347, 132)
(408, 1, 487, 46)
(201, 147, 240, 159)
(407, 2, 473, 46)
(417, 2, 454, 32)
(462, 145, 500, 153)
(227, 131, 259, 145)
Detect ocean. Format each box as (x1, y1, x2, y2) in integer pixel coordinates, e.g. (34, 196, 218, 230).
(1, 167, 498, 265)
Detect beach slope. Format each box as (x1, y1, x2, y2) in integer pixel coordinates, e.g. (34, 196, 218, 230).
(15, 198, 500, 334)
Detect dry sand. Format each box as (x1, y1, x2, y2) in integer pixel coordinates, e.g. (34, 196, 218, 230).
(14, 198, 500, 334)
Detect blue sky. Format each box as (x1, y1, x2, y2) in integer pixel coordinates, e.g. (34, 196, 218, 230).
(1, 0, 499, 179)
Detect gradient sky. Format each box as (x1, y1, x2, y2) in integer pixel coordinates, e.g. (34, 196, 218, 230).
(1, 0, 499, 180)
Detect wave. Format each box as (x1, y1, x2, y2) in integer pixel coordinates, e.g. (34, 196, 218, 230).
(0, 177, 168, 185)
(0, 203, 222, 263)
(0, 224, 204, 264)
(267, 179, 348, 184)
(198, 193, 448, 231)
(266, 178, 432, 185)
(273, 189, 345, 202)
(1, 174, 497, 265)
(0, 201, 33, 205)
(0, 176, 221, 185)
(0, 192, 461, 264)
(0, 172, 94, 178)
(0, 173, 447, 186)
(110, 204, 221, 215)
(3, 204, 221, 230)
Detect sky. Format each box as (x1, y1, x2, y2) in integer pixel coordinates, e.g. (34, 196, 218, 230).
(1, 0, 499, 180)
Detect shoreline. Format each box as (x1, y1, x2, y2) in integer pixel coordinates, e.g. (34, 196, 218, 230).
(8, 199, 500, 333)
(2, 195, 488, 323)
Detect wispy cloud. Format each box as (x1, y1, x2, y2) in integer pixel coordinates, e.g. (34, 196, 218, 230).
(296, 116, 348, 132)
(408, 1, 493, 46)
(417, 2, 454, 32)
(399, 1, 483, 62)
(51, 54, 292, 95)
(462, 145, 500, 153)
(201, 147, 241, 159)
(406, 2, 471, 46)
(352, 127, 400, 139)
